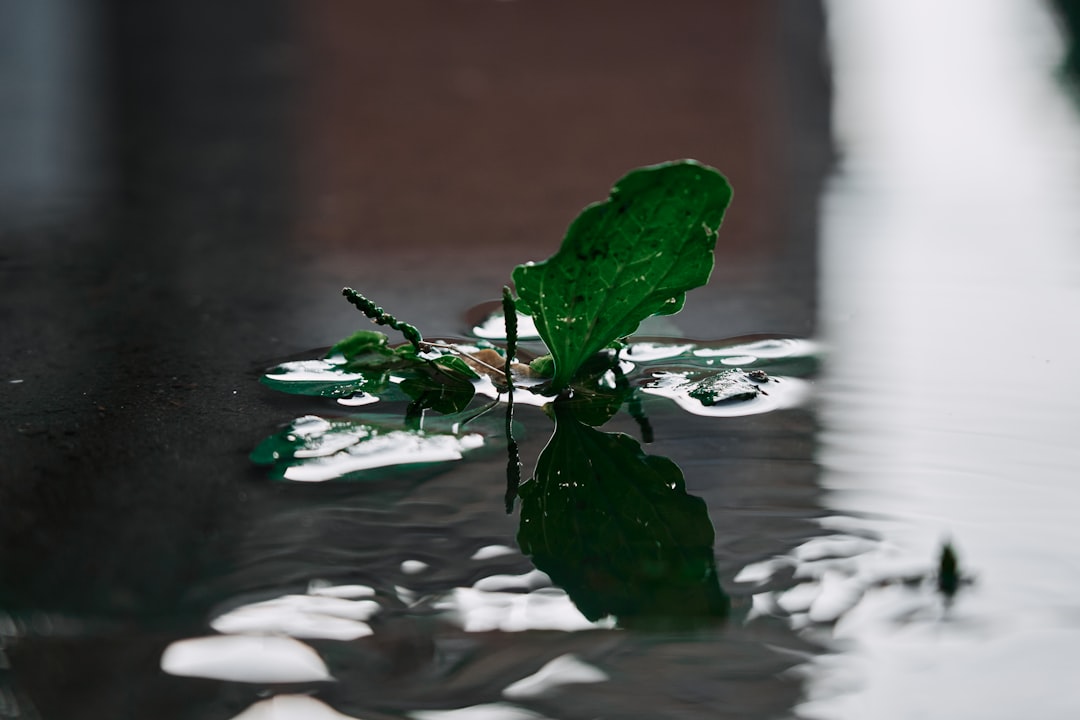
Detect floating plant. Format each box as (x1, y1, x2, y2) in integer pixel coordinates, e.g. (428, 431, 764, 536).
(512, 160, 732, 392)
(252, 160, 819, 626)
(254, 161, 821, 480)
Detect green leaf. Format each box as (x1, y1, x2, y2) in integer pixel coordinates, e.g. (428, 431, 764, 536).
(326, 330, 394, 365)
(528, 354, 555, 378)
(517, 400, 729, 628)
(684, 369, 762, 405)
(251, 414, 492, 482)
(512, 160, 733, 391)
(394, 352, 480, 414)
(555, 351, 630, 427)
(428, 354, 480, 380)
(260, 360, 393, 399)
(261, 335, 484, 412)
(398, 368, 476, 415)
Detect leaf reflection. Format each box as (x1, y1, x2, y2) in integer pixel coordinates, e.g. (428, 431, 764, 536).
(517, 400, 729, 629)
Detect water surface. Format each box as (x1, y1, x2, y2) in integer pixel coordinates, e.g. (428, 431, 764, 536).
(10, 1, 1080, 718)
(802, 2, 1080, 717)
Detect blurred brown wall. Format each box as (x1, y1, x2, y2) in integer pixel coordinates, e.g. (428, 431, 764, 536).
(294, 0, 830, 338)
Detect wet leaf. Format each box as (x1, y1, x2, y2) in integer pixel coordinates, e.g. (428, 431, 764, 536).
(427, 354, 480, 380)
(517, 400, 729, 627)
(528, 354, 554, 378)
(555, 352, 631, 427)
(259, 360, 393, 399)
(251, 414, 489, 482)
(260, 337, 480, 411)
(512, 160, 732, 391)
(327, 330, 398, 369)
(392, 349, 480, 414)
(398, 368, 476, 415)
(684, 369, 762, 405)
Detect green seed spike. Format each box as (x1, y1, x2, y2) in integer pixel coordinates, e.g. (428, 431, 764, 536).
(341, 287, 423, 353)
(502, 286, 518, 387)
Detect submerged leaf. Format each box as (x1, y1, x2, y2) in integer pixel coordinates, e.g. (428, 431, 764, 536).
(394, 352, 480, 414)
(398, 370, 475, 415)
(260, 336, 483, 412)
(512, 160, 732, 390)
(251, 415, 488, 482)
(684, 368, 763, 405)
(260, 360, 392, 400)
(554, 351, 630, 427)
(517, 400, 729, 627)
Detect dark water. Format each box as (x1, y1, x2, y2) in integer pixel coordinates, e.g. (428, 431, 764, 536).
(157, 338, 827, 719)
(4, 1, 1080, 718)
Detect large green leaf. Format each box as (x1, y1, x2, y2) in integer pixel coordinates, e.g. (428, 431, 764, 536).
(517, 400, 729, 627)
(512, 160, 733, 391)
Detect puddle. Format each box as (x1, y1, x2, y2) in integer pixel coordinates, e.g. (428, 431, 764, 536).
(8, 2, 1080, 719)
(229, 2, 1080, 716)
(145, 330, 822, 716)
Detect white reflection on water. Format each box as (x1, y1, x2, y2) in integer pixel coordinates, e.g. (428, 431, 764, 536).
(228, 695, 363, 720)
(410, 703, 550, 720)
(264, 360, 368, 383)
(501, 653, 609, 699)
(163, 583, 379, 682)
(642, 371, 813, 417)
(280, 418, 486, 483)
(211, 592, 380, 641)
(470, 544, 517, 560)
(433, 569, 614, 633)
(434, 587, 609, 633)
(160, 635, 333, 683)
(471, 310, 540, 340)
(805, 0, 1080, 717)
(690, 338, 820, 360)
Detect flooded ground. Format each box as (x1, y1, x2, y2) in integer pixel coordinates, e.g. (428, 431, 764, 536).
(3, 1, 1080, 718)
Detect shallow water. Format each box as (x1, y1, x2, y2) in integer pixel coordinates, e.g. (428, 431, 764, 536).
(803, 1, 1080, 717)
(4, 1, 1080, 718)
(181, 384, 826, 719)
(206, 3, 1080, 717)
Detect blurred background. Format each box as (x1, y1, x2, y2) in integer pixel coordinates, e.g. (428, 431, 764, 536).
(2, 1, 1080, 719)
